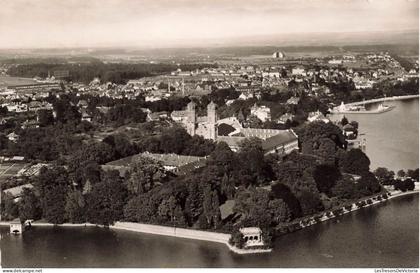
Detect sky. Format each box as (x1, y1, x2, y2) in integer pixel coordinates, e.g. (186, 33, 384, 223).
(0, 0, 418, 49)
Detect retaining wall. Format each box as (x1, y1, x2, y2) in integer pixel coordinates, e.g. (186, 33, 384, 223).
(111, 221, 231, 245)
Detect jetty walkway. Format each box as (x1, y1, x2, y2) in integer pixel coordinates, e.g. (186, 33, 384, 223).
(343, 94, 419, 107)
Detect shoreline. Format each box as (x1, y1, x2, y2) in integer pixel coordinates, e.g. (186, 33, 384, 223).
(1, 189, 417, 255)
(280, 188, 419, 233)
(342, 94, 419, 107)
(330, 105, 395, 115)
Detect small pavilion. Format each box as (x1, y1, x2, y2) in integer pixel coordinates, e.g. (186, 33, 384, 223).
(239, 227, 264, 247)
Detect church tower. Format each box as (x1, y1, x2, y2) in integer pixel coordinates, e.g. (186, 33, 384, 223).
(207, 101, 218, 140)
(186, 101, 197, 136)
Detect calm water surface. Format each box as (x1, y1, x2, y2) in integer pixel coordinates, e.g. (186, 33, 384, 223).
(330, 98, 419, 172)
(1, 195, 418, 268)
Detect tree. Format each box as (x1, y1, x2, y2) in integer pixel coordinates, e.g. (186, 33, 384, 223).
(373, 167, 395, 185)
(350, 121, 359, 130)
(404, 178, 415, 191)
(0, 106, 8, 115)
(298, 121, 346, 155)
(65, 190, 86, 223)
(340, 149, 370, 175)
(159, 127, 191, 154)
(35, 166, 69, 224)
(271, 183, 302, 219)
(357, 172, 381, 196)
(86, 171, 128, 225)
(229, 229, 245, 248)
(184, 179, 205, 225)
(127, 156, 166, 195)
(202, 187, 221, 229)
(37, 109, 54, 127)
(103, 134, 138, 159)
(407, 169, 419, 181)
(157, 195, 185, 225)
(313, 164, 341, 195)
(234, 187, 291, 227)
(1, 193, 19, 221)
(18, 188, 42, 222)
(397, 170, 406, 178)
(268, 198, 292, 224)
(331, 177, 358, 199)
(221, 174, 235, 200)
(341, 116, 349, 126)
(237, 137, 271, 185)
(394, 178, 415, 192)
(315, 138, 337, 164)
(296, 190, 323, 216)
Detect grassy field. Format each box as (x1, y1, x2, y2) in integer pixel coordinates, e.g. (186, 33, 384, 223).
(0, 75, 38, 88)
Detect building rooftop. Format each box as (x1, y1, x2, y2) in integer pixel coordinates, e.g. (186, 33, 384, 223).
(105, 152, 205, 169)
(261, 130, 298, 152)
(3, 183, 34, 198)
(240, 227, 262, 234)
(241, 128, 282, 140)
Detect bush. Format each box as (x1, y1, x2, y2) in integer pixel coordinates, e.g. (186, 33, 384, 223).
(382, 193, 389, 199)
(366, 199, 373, 205)
(261, 228, 274, 248)
(345, 204, 353, 211)
(356, 201, 366, 208)
(288, 223, 302, 232)
(229, 230, 245, 249)
(313, 215, 322, 222)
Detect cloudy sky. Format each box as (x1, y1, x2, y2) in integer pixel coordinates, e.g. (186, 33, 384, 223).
(0, 0, 418, 48)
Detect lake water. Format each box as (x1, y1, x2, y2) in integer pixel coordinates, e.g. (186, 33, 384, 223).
(1, 98, 418, 268)
(330, 98, 419, 172)
(1, 195, 418, 268)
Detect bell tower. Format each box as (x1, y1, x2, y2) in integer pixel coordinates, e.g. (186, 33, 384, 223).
(187, 101, 197, 136)
(207, 101, 218, 140)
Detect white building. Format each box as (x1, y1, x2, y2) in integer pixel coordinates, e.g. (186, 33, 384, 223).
(240, 227, 264, 247)
(292, 67, 306, 76)
(10, 220, 23, 235)
(250, 104, 271, 122)
(307, 111, 330, 123)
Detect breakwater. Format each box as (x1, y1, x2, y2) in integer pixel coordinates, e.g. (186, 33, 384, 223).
(343, 94, 419, 107)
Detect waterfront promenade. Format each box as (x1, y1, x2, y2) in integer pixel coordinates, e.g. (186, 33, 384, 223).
(1, 186, 418, 255)
(343, 94, 419, 107)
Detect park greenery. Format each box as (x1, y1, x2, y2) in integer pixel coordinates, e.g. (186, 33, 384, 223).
(3, 95, 412, 247)
(0, 76, 418, 249)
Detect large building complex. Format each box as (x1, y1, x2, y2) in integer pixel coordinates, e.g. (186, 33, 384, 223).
(177, 101, 299, 155)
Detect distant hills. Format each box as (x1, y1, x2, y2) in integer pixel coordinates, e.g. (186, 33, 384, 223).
(0, 30, 417, 58)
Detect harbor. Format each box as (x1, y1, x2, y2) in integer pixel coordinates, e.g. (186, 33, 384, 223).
(330, 94, 419, 114)
(330, 102, 395, 114)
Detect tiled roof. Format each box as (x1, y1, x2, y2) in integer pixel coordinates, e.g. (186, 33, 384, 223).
(105, 152, 205, 168)
(261, 130, 298, 151)
(3, 183, 33, 198)
(216, 136, 245, 148)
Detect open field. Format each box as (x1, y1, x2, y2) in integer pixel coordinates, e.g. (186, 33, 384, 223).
(0, 75, 38, 88)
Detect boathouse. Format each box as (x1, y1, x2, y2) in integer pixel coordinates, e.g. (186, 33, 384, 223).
(10, 219, 23, 234)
